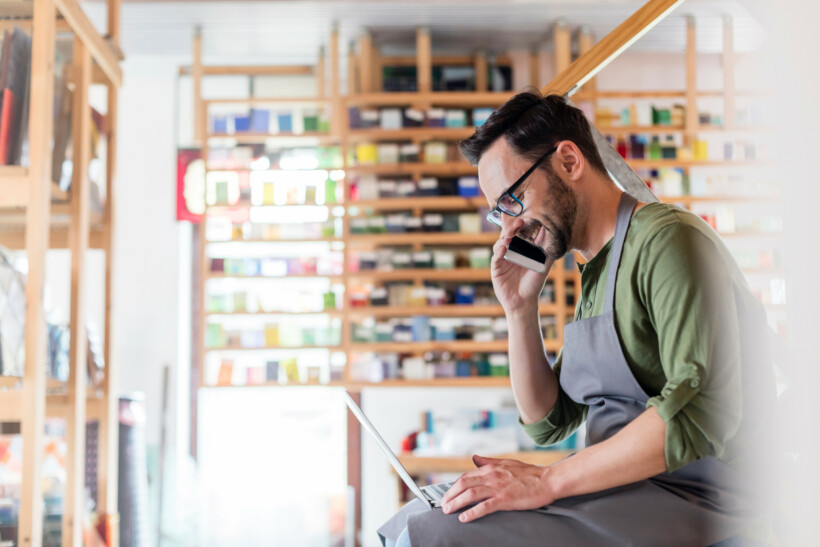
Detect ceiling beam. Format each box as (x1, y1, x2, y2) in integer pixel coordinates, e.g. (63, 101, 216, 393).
(543, 0, 684, 204)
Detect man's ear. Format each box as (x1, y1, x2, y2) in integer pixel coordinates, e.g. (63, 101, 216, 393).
(555, 141, 585, 182)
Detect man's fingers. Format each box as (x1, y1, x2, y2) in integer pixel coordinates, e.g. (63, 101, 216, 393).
(472, 454, 504, 467)
(458, 498, 500, 523)
(441, 473, 485, 505)
(441, 485, 493, 515)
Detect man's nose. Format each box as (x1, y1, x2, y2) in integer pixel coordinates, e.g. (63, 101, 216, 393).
(501, 215, 524, 238)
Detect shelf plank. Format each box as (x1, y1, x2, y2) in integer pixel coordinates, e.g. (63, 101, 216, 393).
(350, 197, 487, 211)
(346, 162, 477, 176)
(351, 377, 512, 388)
(345, 92, 513, 107)
(598, 125, 772, 135)
(201, 380, 349, 388)
(206, 310, 344, 318)
(348, 232, 497, 246)
(628, 159, 771, 169)
(204, 97, 331, 106)
(397, 450, 572, 474)
(347, 127, 475, 143)
(207, 237, 343, 244)
(0, 170, 30, 207)
(207, 132, 341, 145)
(206, 272, 344, 282)
(348, 268, 493, 282)
(657, 195, 778, 204)
(349, 339, 561, 353)
(347, 304, 559, 318)
(205, 344, 342, 352)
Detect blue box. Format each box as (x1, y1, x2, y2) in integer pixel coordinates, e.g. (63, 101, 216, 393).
(455, 285, 475, 305)
(250, 109, 270, 133)
(277, 112, 293, 133)
(458, 176, 480, 197)
(234, 115, 251, 133)
(411, 316, 431, 342)
(212, 115, 228, 134)
(456, 360, 472, 377)
(472, 108, 494, 127)
(434, 327, 456, 342)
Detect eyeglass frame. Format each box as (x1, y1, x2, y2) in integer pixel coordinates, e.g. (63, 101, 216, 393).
(487, 145, 558, 227)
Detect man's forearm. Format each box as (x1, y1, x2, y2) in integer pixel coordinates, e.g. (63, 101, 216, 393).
(548, 406, 668, 499)
(507, 305, 560, 424)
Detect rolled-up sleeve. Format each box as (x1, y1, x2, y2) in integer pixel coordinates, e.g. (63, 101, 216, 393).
(641, 221, 743, 472)
(519, 350, 588, 446)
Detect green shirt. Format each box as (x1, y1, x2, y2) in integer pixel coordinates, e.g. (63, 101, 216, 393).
(521, 202, 774, 473)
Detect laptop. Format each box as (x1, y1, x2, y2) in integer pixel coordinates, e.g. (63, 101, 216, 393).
(343, 391, 454, 509)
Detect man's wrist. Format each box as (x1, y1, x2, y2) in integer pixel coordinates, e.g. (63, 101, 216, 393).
(543, 458, 575, 501)
(506, 303, 540, 323)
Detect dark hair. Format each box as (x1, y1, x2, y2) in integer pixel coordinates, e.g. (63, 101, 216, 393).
(459, 88, 607, 176)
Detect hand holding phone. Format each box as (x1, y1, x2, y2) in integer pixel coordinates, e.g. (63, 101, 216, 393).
(503, 236, 548, 273)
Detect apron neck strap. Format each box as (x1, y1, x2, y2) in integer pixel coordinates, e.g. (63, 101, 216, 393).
(604, 192, 638, 313)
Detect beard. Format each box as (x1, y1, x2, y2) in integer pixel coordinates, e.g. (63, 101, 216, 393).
(517, 164, 578, 261)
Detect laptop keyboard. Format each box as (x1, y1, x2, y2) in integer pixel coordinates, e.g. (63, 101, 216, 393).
(425, 481, 454, 499)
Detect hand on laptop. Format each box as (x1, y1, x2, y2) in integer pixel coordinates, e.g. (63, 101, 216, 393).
(440, 454, 559, 523)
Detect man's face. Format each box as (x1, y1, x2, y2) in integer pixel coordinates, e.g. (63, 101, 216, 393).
(478, 138, 578, 261)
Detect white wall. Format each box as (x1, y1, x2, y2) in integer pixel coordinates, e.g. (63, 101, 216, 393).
(114, 54, 192, 453)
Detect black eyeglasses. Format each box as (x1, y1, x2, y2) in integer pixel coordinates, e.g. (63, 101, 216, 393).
(487, 146, 557, 227)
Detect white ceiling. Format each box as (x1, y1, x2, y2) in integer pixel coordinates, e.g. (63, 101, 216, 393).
(78, 1, 767, 64)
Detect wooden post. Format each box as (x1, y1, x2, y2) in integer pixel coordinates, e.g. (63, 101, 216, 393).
(358, 33, 373, 94)
(330, 26, 341, 138)
(554, 19, 571, 75)
(474, 51, 488, 92)
(99, 78, 120, 533)
(529, 51, 539, 88)
(722, 16, 735, 129)
(578, 26, 597, 98)
(20, 0, 56, 545)
(317, 46, 326, 99)
(347, 42, 357, 96)
(685, 16, 698, 138)
(509, 50, 531, 92)
(193, 28, 204, 146)
(416, 27, 432, 94)
(63, 36, 92, 547)
(107, 0, 120, 45)
(347, 391, 363, 547)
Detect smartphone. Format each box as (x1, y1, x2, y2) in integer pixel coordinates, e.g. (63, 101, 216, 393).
(504, 236, 547, 273)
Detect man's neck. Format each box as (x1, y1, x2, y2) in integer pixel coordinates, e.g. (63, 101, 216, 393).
(575, 183, 624, 262)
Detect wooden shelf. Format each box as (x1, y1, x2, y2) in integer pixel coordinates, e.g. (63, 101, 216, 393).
(628, 159, 770, 169)
(204, 97, 331, 106)
(206, 344, 342, 352)
(0, 226, 105, 249)
(657, 195, 778, 204)
(350, 196, 487, 211)
(348, 268, 493, 282)
(346, 162, 477, 176)
(207, 237, 343, 244)
(347, 127, 475, 143)
(207, 132, 341, 145)
(202, 380, 349, 388)
(598, 125, 771, 136)
(347, 304, 558, 318)
(348, 232, 497, 246)
(346, 92, 513, 107)
(0, 168, 30, 208)
(350, 377, 512, 388)
(397, 450, 572, 474)
(206, 309, 345, 318)
(206, 272, 344, 282)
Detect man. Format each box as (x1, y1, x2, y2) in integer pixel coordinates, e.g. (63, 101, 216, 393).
(379, 90, 776, 546)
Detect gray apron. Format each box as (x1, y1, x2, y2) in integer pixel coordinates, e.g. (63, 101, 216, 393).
(379, 193, 765, 546)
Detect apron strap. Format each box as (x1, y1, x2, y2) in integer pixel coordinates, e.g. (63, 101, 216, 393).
(604, 192, 638, 313)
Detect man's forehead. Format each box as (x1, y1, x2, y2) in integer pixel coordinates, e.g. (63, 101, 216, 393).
(478, 138, 517, 201)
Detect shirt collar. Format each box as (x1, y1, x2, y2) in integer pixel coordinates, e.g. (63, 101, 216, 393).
(577, 237, 614, 276)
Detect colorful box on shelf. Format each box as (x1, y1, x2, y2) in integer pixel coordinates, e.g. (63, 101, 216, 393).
(445, 109, 467, 128)
(423, 142, 447, 164)
(250, 109, 270, 133)
(458, 176, 480, 197)
(403, 108, 425, 128)
(472, 108, 494, 127)
(277, 112, 293, 133)
(380, 108, 403, 130)
(426, 108, 446, 127)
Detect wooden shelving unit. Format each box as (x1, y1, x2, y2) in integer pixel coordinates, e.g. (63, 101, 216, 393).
(0, 0, 123, 545)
